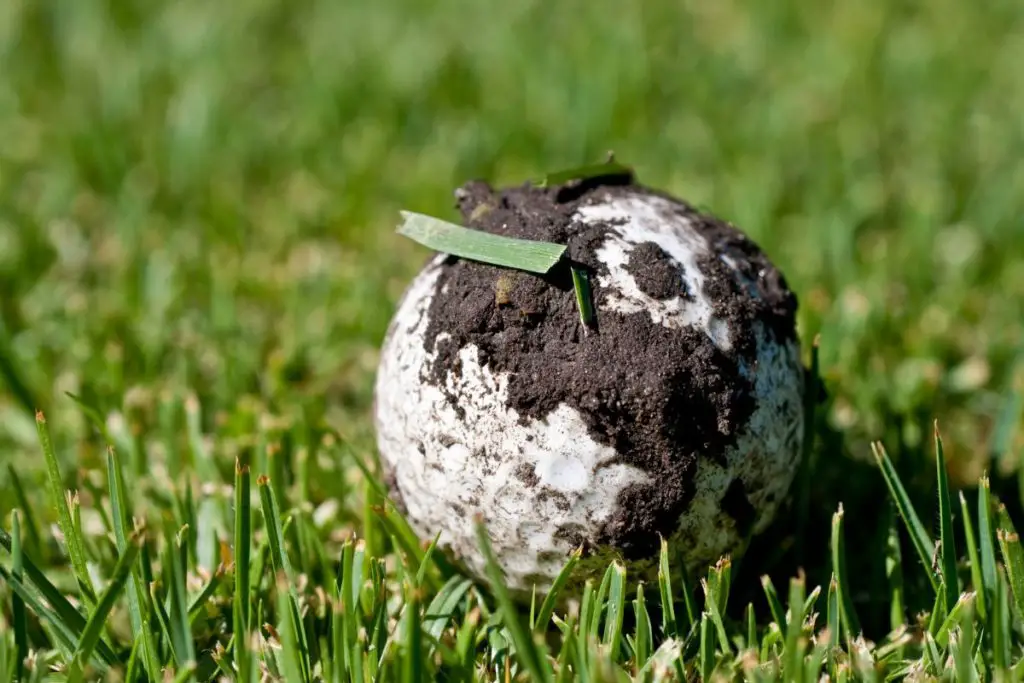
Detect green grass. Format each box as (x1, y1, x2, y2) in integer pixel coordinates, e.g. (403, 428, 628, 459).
(2, 0, 1024, 679)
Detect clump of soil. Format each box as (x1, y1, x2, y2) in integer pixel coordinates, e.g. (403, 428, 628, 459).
(624, 241, 691, 300)
(420, 175, 798, 559)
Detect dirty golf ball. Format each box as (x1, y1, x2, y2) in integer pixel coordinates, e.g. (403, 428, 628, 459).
(373, 176, 804, 594)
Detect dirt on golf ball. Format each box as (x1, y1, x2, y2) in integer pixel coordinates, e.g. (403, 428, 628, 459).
(373, 175, 804, 594)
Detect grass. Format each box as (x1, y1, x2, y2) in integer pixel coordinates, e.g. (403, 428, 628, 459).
(396, 212, 567, 274)
(2, 0, 1024, 679)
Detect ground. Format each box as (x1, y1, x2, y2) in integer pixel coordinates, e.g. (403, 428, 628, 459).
(1, 0, 1024, 680)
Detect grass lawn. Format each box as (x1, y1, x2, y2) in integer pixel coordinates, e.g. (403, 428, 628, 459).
(2, 0, 1024, 679)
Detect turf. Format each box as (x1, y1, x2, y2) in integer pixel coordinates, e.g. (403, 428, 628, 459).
(1, 0, 1024, 679)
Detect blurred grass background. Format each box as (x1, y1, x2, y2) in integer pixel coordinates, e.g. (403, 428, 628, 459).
(1, 0, 1023, 597)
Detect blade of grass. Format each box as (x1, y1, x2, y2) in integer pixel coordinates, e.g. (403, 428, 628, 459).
(0, 563, 80, 658)
(805, 639, 828, 683)
(922, 631, 942, 675)
(12, 511, 27, 683)
(826, 576, 839, 670)
(759, 622, 782, 666)
(935, 424, 959, 617)
(66, 530, 143, 683)
(978, 477, 998, 621)
(874, 630, 913, 664)
(473, 515, 552, 683)
(603, 562, 627, 662)
(554, 613, 576, 683)
(258, 475, 310, 683)
(995, 503, 1024, 618)
(700, 577, 731, 656)
(657, 538, 680, 638)
(234, 460, 253, 683)
(928, 576, 946, 637)
(802, 585, 821, 617)
(634, 582, 652, 671)
(424, 576, 473, 642)
(708, 558, 731, 618)
(591, 562, 614, 640)
(0, 529, 116, 665)
(398, 211, 566, 274)
(455, 607, 480, 680)
(107, 447, 160, 682)
(698, 615, 715, 681)
(278, 573, 307, 683)
(329, 602, 344, 683)
(401, 581, 424, 683)
(578, 579, 596, 661)
(953, 607, 979, 683)
(123, 632, 142, 683)
(187, 565, 224, 622)
(533, 547, 581, 632)
(883, 507, 905, 658)
(872, 441, 939, 592)
(37, 410, 96, 605)
(935, 592, 975, 648)
(831, 504, 861, 638)
(414, 532, 441, 590)
(782, 575, 806, 682)
(348, 451, 449, 585)
(570, 266, 594, 329)
(761, 575, 786, 632)
(336, 540, 356, 678)
(149, 580, 180, 664)
(993, 566, 1011, 674)
(960, 492, 987, 621)
(165, 526, 197, 675)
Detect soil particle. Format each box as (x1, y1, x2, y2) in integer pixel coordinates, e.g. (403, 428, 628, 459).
(625, 241, 691, 300)
(422, 178, 798, 560)
(514, 462, 540, 487)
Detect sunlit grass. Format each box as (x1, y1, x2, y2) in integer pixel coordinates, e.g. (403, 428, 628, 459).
(2, 0, 1024, 679)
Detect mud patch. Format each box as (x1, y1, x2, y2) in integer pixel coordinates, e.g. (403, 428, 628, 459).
(624, 241, 690, 300)
(421, 178, 798, 559)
